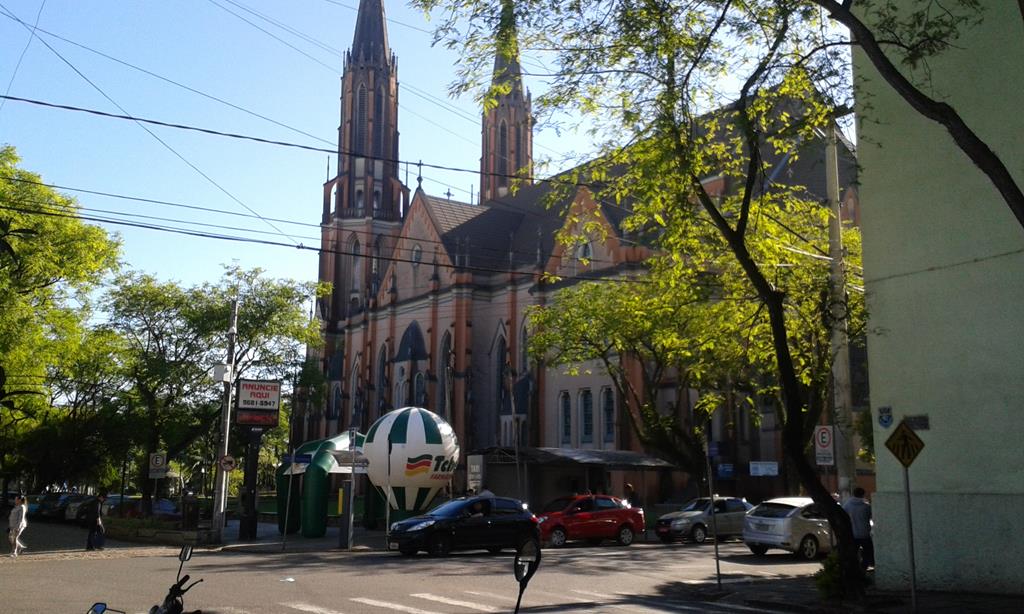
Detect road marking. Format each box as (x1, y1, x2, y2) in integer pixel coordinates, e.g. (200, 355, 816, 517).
(569, 589, 658, 612)
(410, 593, 500, 612)
(282, 602, 346, 614)
(464, 590, 518, 603)
(349, 597, 444, 614)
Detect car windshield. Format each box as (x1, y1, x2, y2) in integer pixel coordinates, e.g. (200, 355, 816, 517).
(750, 502, 798, 518)
(680, 498, 710, 512)
(427, 499, 469, 517)
(541, 497, 576, 513)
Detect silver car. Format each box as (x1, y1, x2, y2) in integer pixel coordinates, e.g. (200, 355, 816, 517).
(655, 496, 752, 544)
(742, 496, 834, 560)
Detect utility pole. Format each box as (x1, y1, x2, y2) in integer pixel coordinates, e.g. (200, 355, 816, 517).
(212, 299, 239, 542)
(826, 127, 856, 500)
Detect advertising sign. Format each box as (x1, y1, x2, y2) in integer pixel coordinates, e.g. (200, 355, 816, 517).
(236, 379, 282, 427)
(814, 425, 835, 466)
(467, 454, 484, 493)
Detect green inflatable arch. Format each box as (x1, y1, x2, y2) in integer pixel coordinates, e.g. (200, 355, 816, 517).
(275, 431, 361, 538)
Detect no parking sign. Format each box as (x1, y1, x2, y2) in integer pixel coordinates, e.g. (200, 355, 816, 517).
(814, 426, 834, 466)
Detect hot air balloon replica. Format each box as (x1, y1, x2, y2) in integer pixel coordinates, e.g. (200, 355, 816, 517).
(362, 407, 460, 524)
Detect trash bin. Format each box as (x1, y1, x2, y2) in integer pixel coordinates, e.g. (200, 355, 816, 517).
(182, 491, 199, 530)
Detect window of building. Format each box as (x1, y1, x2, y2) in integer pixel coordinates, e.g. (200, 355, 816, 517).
(560, 392, 571, 445)
(373, 189, 381, 211)
(355, 84, 368, 155)
(498, 121, 508, 186)
(519, 324, 529, 375)
(411, 244, 422, 268)
(580, 389, 593, 443)
(373, 86, 384, 156)
(602, 387, 615, 444)
(414, 372, 426, 406)
(355, 189, 364, 211)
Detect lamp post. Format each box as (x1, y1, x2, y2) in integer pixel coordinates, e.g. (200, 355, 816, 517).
(211, 299, 238, 543)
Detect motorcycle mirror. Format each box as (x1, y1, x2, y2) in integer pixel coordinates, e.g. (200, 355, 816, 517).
(512, 538, 541, 614)
(179, 544, 193, 562)
(87, 604, 106, 614)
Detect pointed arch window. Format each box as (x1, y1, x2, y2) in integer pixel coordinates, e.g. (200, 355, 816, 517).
(498, 121, 508, 186)
(439, 333, 452, 422)
(376, 344, 389, 419)
(496, 336, 509, 414)
(354, 84, 368, 155)
(374, 86, 384, 157)
(515, 124, 523, 176)
(580, 389, 594, 443)
(560, 392, 572, 445)
(602, 387, 615, 444)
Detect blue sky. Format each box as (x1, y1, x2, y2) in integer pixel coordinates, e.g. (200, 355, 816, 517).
(0, 0, 577, 288)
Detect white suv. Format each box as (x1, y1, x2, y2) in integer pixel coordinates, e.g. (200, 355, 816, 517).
(743, 497, 834, 559)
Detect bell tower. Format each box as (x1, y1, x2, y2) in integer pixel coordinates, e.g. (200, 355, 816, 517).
(480, 0, 533, 203)
(320, 0, 408, 330)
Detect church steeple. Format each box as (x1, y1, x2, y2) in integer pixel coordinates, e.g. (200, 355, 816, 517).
(319, 0, 408, 326)
(351, 0, 390, 62)
(480, 0, 533, 203)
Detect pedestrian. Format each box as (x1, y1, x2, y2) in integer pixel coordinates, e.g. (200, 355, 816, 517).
(85, 491, 107, 551)
(623, 483, 640, 508)
(842, 487, 874, 570)
(8, 494, 28, 558)
(477, 484, 494, 497)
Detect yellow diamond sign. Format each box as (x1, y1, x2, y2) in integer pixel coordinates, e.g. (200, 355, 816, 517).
(885, 419, 925, 468)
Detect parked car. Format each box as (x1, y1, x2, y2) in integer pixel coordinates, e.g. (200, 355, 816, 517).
(37, 492, 74, 520)
(537, 494, 644, 547)
(101, 494, 136, 517)
(388, 495, 539, 557)
(742, 496, 834, 560)
(63, 494, 95, 523)
(26, 494, 42, 517)
(656, 496, 753, 544)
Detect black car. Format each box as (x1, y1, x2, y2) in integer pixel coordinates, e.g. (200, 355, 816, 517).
(37, 492, 74, 520)
(389, 495, 539, 557)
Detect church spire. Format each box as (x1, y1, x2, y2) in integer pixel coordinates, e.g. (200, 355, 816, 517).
(351, 0, 390, 61)
(480, 0, 533, 203)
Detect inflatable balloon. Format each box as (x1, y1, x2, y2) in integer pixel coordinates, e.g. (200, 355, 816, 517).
(362, 407, 460, 513)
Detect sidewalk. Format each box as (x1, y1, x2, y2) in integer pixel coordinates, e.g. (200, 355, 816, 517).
(679, 575, 1023, 613)
(217, 519, 385, 554)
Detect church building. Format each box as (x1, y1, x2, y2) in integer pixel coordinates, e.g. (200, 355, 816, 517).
(294, 0, 861, 509)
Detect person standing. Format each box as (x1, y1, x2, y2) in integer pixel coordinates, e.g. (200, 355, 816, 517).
(842, 487, 874, 570)
(8, 494, 28, 557)
(623, 483, 640, 508)
(85, 492, 107, 551)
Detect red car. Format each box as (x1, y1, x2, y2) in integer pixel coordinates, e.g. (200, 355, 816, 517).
(537, 494, 644, 547)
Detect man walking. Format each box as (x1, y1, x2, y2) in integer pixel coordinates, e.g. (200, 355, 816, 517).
(842, 487, 874, 570)
(85, 492, 107, 551)
(8, 494, 28, 557)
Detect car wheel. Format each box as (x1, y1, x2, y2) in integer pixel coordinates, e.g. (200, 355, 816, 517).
(691, 524, 707, 544)
(399, 546, 417, 556)
(748, 544, 769, 556)
(549, 527, 568, 547)
(798, 535, 819, 560)
(428, 534, 451, 557)
(617, 526, 634, 546)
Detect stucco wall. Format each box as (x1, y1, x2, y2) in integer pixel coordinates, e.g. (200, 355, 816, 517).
(855, 2, 1024, 593)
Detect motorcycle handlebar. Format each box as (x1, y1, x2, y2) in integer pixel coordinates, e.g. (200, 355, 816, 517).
(175, 575, 191, 590)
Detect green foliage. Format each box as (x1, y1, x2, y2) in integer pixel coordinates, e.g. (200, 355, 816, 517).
(814, 551, 845, 599)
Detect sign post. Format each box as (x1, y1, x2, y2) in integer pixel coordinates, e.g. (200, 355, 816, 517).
(885, 419, 925, 613)
(236, 379, 282, 541)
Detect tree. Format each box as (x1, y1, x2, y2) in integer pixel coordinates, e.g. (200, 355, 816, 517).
(0, 145, 120, 491)
(417, 0, 878, 596)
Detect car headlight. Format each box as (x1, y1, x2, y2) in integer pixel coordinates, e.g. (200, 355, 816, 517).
(407, 519, 435, 532)
(390, 522, 401, 532)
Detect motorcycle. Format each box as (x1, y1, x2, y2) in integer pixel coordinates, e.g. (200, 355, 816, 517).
(87, 544, 203, 614)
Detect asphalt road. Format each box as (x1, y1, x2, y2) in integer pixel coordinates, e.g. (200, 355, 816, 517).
(2, 522, 821, 614)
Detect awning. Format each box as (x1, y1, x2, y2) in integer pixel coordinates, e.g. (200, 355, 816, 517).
(472, 446, 675, 470)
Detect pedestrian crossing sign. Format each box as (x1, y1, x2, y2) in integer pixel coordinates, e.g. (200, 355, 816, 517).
(885, 419, 925, 468)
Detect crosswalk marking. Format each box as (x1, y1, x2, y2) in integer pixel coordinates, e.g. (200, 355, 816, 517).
(349, 597, 445, 614)
(463, 590, 518, 603)
(410, 593, 499, 612)
(567, 589, 656, 612)
(282, 603, 346, 614)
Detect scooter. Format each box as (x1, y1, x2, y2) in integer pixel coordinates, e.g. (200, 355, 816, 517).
(87, 545, 203, 614)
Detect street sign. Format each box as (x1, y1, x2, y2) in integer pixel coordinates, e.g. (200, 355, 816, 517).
(749, 461, 779, 476)
(878, 405, 893, 428)
(219, 454, 237, 472)
(716, 463, 734, 479)
(149, 452, 168, 479)
(285, 453, 312, 464)
(708, 441, 720, 457)
(814, 425, 835, 466)
(886, 420, 925, 468)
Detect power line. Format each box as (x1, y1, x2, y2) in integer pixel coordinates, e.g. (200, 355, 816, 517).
(0, 2, 302, 246)
(0, 0, 45, 118)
